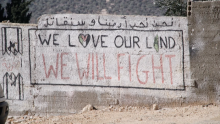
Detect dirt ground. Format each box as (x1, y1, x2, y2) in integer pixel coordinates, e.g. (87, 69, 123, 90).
(6, 104, 220, 124)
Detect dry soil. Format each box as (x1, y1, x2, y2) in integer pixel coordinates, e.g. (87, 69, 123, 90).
(6, 104, 220, 124)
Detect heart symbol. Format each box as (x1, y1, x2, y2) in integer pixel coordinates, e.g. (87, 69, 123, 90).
(78, 34, 90, 48)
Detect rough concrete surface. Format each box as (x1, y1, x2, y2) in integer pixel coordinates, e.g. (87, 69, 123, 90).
(2, 0, 220, 116)
(0, 13, 192, 115)
(188, 1, 220, 104)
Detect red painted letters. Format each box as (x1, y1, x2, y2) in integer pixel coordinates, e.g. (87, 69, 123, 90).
(136, 55, 149, 84)
(129, 55, 131, 82)
(103, 54, 112, 79)
(96, 53, 104, 80)
(76, 53, 90, 80)
(61, 53, 70, 79)
(165, 55, 175, 84)
(42, 53, 59, 78)
(42, 52, 176, 85)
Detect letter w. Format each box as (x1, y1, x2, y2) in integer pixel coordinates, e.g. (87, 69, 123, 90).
(42, 53, 59, 78)
(38, 34, 51, 45)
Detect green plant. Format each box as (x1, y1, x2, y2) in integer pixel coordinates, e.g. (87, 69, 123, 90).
(6, 0, 33, 23)
(0, 4, 6, 22)
(155, 0, 187, 16)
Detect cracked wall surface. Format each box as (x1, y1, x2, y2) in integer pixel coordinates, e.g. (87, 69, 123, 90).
(188, 1, 220, 105)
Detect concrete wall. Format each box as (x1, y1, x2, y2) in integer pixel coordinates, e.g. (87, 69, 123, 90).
(0, 23, 37, 115)
(188, 1, 220, 104)
(0, 14, 191, 115)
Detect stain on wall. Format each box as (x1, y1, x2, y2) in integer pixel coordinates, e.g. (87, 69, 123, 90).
(188, 1, 220, 103)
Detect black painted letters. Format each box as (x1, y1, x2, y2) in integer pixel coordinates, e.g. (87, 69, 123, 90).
(53, 34, 59, 46)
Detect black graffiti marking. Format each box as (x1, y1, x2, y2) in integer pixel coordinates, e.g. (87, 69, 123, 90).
(43, 16, 174, 29)
(38, 34, 51, 45)
(160, 36, 176, 49)
(133, 36, 140, 48)
(68, 35, 76, 47)
(28, 28, 185, 91)
(114, 35, 124, 48)
(21, 58, 22, 67)
(160, 37, 168, 48)
(146, 37, 152, 49)
(92, 35, 99, 47)
(8, 41, 16, 52)
(125, 36, 132, 48)
(91, 35, 109, 48)
(1, 27, 23, 55)
(53, 34, 59, 46)
(3, 72, 24, 100)
(168, 37, 176, 49)
(38, 34, 63, 46)
(101, 35, 108, 48)
(9, 74, 16, 86)
(114, 35, 141, 48)
(30, 83, 185, 91)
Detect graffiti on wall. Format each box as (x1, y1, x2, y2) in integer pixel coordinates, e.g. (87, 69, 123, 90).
(0, 27, 24, 100)
(29, 14, 185, 91)
(42, 16, 174, 29)
(3, 72, 24, 100)
(1, 27, 23, 55)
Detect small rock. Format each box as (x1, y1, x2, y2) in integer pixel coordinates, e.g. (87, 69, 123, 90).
(118, 107, 124, 112)
(138, 118, 143, 121)
(14, 120, 22, 123)
(153, 104, 159, 110)
(202, 103, 213, 107)
(8, 117, 14, 119)
(119, 108, 122, 112)
(184, 108, 188, 113)
(24, 111, 29, 115)
(82, 104, 93, 113)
